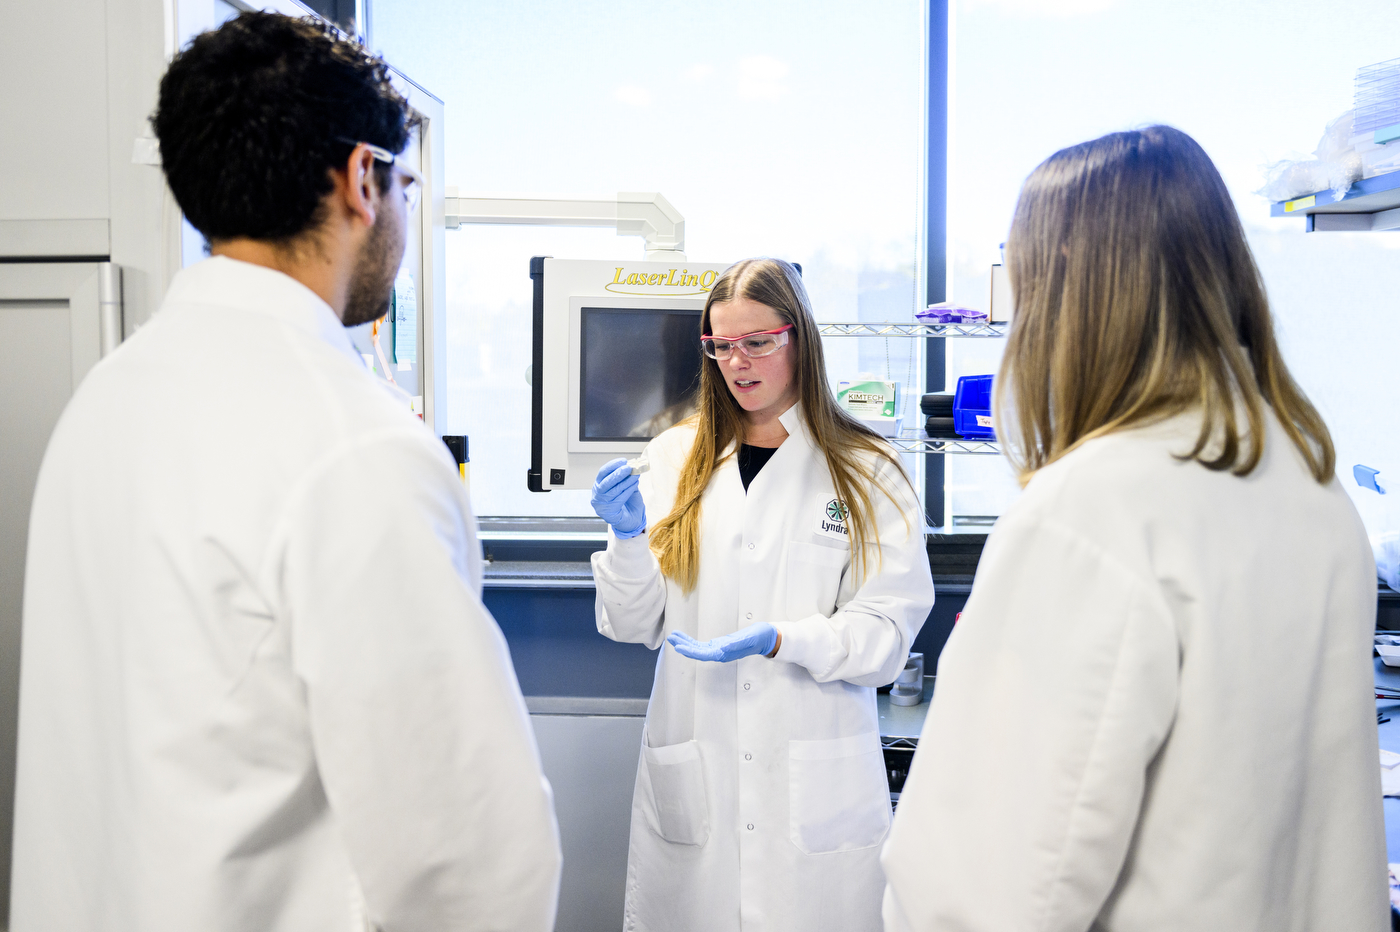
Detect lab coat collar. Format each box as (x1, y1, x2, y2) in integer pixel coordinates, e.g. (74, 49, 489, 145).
(777, 401, 813, 450)
(722, 402, 808, 461)
(164, 256, 363, 366)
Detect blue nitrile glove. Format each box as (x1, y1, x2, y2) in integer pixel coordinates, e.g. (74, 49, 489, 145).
(591, 458, 647, 539)
(668, 623, 779, 663)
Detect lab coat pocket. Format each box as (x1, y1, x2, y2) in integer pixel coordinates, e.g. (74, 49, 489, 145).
(643, 737, 710, 847)
(788, 731, 890, 855)
(785, 540, 848, 620)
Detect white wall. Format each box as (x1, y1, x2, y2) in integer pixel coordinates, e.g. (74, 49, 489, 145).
(0, 1, 111, 222)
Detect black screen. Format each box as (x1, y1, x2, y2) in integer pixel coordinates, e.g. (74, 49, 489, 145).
(580, 307, 703, 442)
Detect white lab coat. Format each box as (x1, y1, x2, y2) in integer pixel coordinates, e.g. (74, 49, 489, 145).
(882, 410, 1388, 932)
(11, 257, 561, 932)
(592, 404, 935, 932)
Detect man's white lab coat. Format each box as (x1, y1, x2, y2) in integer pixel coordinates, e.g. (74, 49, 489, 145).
(882, 411, 1388, 931)
(11, 257, 561, 932)
(592, 404, 935, 932)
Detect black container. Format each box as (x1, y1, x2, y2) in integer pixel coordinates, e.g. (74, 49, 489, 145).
(921, 392, 956, 416)
(925, 416, 958, 438)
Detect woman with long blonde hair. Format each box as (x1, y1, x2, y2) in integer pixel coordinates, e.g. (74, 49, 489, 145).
(589, 258, 934, 931)
(883, 126, 1386, 930)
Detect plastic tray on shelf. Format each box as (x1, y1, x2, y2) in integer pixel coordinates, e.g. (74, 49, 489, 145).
(953, 375, 996, 440)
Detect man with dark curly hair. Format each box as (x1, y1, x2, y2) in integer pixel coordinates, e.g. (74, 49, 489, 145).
(10, 13, 562, 932)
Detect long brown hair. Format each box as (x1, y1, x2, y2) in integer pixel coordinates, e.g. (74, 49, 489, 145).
(649, 258, 912, 593)
(999, 125, 1334, 484)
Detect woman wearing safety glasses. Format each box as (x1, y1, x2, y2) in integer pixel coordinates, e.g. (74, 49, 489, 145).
(588, 258, 935, 932)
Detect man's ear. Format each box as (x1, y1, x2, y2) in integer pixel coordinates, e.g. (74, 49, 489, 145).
(337, 145, 380, 229)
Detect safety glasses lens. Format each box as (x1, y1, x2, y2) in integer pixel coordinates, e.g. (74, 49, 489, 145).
(402, 177, 421, 213)
(740, 336, 779, 356)
(702, 332, 787, 359)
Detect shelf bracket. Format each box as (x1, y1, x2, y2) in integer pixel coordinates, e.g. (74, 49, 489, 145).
(1309, 209, 1400, 232)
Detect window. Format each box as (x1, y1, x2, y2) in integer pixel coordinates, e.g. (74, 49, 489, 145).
(372, 0, 927, 518)
(946, 0, 1400, 535)
(296, 0, 364, 39)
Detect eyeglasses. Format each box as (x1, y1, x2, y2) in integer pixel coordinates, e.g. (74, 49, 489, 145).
(701, 324, 794, 360)
(335, 138, 423, 213)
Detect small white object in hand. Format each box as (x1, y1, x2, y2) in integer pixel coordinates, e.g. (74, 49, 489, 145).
(1381, 750, 1400, 797)
(628, 455, 650, 476)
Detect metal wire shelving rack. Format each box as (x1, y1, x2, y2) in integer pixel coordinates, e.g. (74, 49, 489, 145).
(816, 321, 1008, 339)
(816, 320, 1006, 454)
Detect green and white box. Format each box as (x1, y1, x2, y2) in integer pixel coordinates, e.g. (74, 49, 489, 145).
(838, 380, 898, 417)
(837, 380, 902, 436)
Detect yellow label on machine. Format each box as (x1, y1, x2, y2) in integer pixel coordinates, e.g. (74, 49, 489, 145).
(1284, 195, 1316, 212)
(604, 266, 717, 297)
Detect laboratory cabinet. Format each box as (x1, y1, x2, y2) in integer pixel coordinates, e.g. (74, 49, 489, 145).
(0, 262, 115, 920)
(484, 583, 654, 931)
(530, 711, 646, 932)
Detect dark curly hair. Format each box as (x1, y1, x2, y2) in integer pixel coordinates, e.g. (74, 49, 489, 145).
(153, 11, 413, 244)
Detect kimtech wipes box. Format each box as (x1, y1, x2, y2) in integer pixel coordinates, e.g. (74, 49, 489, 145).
(838, 380, 902, 437)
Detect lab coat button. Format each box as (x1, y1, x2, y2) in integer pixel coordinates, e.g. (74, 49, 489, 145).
(743, 683, 751, 690)
(747, 823, 755, 831)
(744, 753, 752, 761)
(748, 542, 755, 550)
(745, 612, 753, 620)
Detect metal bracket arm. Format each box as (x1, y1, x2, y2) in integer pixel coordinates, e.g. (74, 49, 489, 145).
(444, 190, 685, 260)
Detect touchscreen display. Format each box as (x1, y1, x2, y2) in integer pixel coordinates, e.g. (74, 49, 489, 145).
(580, 307, 703, 442)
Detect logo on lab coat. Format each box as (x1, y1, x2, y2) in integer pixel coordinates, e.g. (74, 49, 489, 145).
(817, 499, 849, 539)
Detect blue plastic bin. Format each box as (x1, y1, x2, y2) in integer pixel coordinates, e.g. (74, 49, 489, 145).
(953, 374, 996, 440)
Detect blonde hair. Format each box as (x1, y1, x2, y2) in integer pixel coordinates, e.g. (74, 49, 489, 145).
(649, 258, 912, 593)
(999, 125, 1334, 485)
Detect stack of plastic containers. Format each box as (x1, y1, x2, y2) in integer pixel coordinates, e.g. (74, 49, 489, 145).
(922, 377, 998, 439)
(921, 392, 956, 438)
(1355, 57, 1400, 144)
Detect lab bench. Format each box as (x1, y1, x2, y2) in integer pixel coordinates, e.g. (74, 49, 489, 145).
(481, 537, 1397, 932)
(1376, 657, 1400, 865)
(879, 676, 935, 811)
(482, 565, 971, 702)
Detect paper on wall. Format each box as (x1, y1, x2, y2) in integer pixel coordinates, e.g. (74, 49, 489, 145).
(393, 267, 417, 368)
